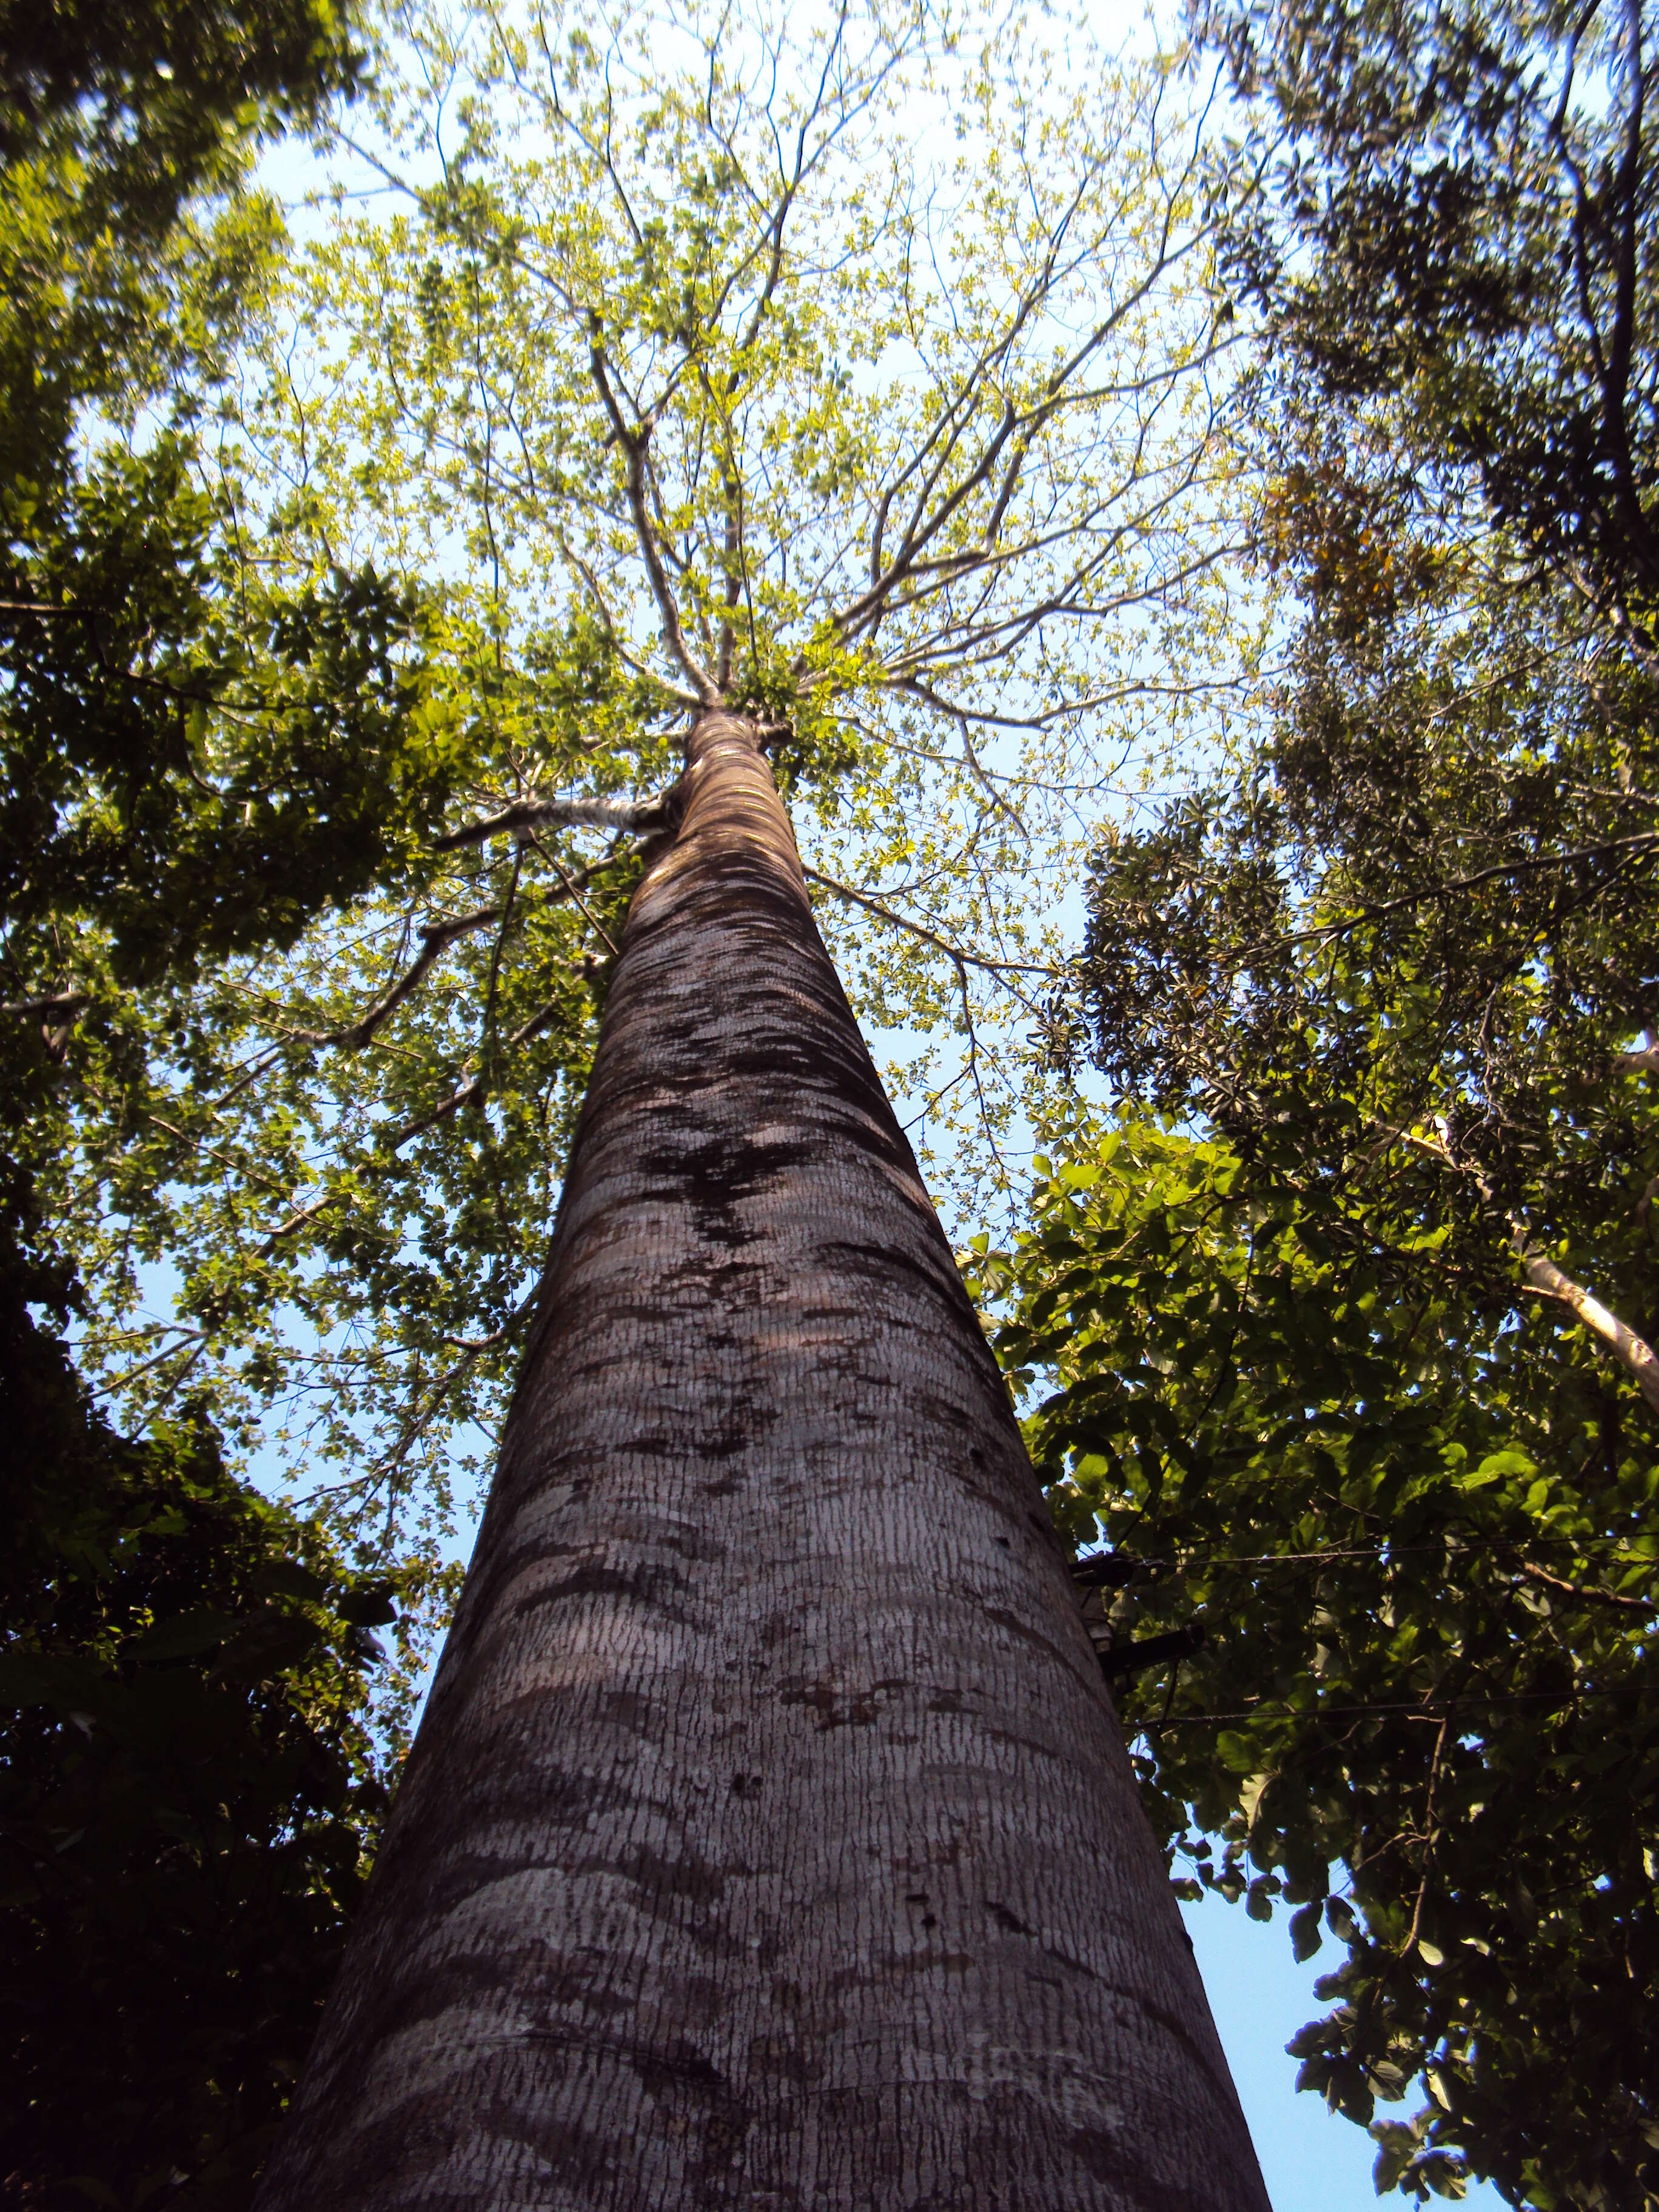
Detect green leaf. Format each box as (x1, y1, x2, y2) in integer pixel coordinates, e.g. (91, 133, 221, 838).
(1290, 1902, 1323, 1961)
(335, 1582, 398, 1627)
(128, 1609, 240, 1662)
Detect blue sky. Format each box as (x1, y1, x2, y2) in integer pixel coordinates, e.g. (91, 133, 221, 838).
(1187, 1895, 1507, 2212)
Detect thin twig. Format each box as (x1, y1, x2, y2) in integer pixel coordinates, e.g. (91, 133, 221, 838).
(802, 865, 1061, 979)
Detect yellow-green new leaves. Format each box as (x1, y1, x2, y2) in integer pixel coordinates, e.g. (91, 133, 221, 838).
(41, 0, 1259, 1558)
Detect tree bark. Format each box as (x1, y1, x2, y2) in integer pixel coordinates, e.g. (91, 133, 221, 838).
(254, 712, 1267, 2211)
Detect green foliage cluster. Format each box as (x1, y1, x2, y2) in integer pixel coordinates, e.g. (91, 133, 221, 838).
(1201, 0, 1659, 638)
(0, 0, 474, 2200)
(0, 0, 460, 1014)
(0, 0, 437, 970)
(0, 0, 515, 1531)
(4, 469, 452, 989)
(974, 1116, 1659, 2208)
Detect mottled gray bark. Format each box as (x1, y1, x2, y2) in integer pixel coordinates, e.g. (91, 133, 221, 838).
(255, 712, 1269, 2211)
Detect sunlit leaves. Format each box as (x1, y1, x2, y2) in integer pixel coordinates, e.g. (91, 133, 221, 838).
(36, 0, 1259, 1566)
(972, 1115, 1659, 2207)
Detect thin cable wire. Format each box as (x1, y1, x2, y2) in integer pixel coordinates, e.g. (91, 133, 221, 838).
(1131, 1686, 1638, 1731)
(1092, 1536, 1659, 1569)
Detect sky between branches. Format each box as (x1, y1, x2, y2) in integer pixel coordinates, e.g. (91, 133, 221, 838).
(64, 0, 1271, 1578)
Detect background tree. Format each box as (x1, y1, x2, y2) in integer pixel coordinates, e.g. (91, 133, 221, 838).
(982, 0, 1659, 2203)
(0, 1, 469, 2199)
(0, 1187, 408, 2210)
(1196, 0, 1658, 645)
(0, 0, 464, 1598)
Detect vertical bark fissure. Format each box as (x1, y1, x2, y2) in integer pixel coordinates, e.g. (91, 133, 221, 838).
(255, 711, 1267, 2211)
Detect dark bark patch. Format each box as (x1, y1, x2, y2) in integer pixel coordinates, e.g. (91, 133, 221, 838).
(843, 1947, 978, 1984)
(642, 1127, 819, 1254)
(387, 1754, 620, 1868)
(778, 1671, 910, 1731)
(625, 2036, 729, 2096)
(688, 2109, 756, 2192)
(1067, 2124, 1121, 2185)
(1134, 1994, 1244, 2099)
(491, 2102, 628, 2196)
(980, 1602, 1092, 1682)
(744, 2034, 816, 2084)
(533, 1967, 637, 2018)
(599, 1688, 654, 1732)
(985, 1901, 1034, 1937)
(511, 1560, 670, 1614)
(819, 1235, 969, 1315)
(615, 1838, 729, 1909)
(1065, 2122, 1220, 2212)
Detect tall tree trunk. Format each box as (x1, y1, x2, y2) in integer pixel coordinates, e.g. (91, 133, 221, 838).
(255, 712, 1267, 2211)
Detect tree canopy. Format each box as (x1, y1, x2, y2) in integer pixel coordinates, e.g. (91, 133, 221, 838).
(38, 0, 1247, 1572)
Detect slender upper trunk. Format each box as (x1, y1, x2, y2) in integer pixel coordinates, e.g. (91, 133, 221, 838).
(254, 712, 1267, 2211)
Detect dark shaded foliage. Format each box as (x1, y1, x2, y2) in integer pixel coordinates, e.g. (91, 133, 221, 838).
(0, 2, 448, 2202)
(1200, 0, 1659, 633)
(0, 1182, 395, 2209)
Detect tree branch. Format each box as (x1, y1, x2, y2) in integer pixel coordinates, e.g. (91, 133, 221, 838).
(387, 1073, 486, 1150)
(801, 865, 1061, 979)
(1516, 1558, 1655, 1615)
(437, 791, 674, 850)
(1262, 831, 1659, 955)
(1517, 1244, 1659, 1419)
(588, 333, 720, 703)
(296, 908, 503, 1050)
(1406, 1128, 1659, 1420)
(2, 989, 90, 1017)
